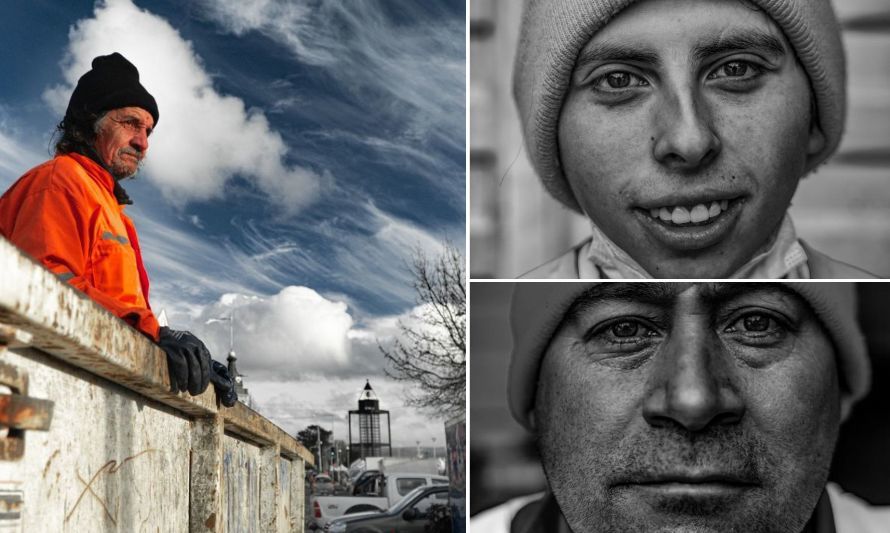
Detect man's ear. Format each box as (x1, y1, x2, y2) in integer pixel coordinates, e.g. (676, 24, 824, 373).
(807, 120, 826, 157)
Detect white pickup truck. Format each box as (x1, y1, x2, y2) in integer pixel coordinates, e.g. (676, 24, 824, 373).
(309, 472, 448, 530)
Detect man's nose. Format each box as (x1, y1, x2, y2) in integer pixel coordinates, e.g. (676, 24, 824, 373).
(642, 319, 744, 432)
(652, 88, 721, 170)
(131, 129, 149, 153)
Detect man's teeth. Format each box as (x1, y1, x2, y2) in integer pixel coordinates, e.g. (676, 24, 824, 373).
(648, 201, 730, 225)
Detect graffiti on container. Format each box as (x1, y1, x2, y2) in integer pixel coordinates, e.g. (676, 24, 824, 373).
(64, 448, 158, 525)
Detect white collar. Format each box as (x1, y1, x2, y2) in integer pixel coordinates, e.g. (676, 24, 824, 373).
(579, 214, 810, 279)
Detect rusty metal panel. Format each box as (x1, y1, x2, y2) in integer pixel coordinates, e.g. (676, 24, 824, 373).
(0, 348, 191, 531)
(221, 435, 262, 531)
(0, 393, 54, 431)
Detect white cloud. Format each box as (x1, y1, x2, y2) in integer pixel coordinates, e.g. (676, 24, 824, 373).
(42, 0, 324, 212)
(170, 283, 450, 388)
(168, 285, 456, 446)
(188, 287, 354, 376)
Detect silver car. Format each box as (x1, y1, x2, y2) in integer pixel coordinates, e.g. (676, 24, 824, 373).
(315, 474, 335, 496)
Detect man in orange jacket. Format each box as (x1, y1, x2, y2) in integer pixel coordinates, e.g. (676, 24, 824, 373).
(0, 53, 233, 403)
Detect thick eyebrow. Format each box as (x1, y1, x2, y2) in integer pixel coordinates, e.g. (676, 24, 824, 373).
(700, 283, 804, 306)
(573, 28, 786, 75)
(575, 41, 661, 70)
(118, 113, 154, 134)
(565, 283, 677, 321)
(692, 29, 786, 62)
(565, 282, 808, 323)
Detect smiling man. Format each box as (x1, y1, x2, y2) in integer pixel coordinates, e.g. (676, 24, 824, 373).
(472, 282, 889, 532)
(515, 0, 876, 278)
(0, 52, 233, 401)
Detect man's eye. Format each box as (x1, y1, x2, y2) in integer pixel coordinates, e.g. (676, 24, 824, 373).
(741, 314, 770, 332)
(593, 71, 648, 91)
(708, 60, 761, 80)
(587, 318, 659, 346)
(724, 312, 786, 341)
(610, 320, 641, 337)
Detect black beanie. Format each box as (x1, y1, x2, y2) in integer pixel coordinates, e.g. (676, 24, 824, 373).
(65, 52, 159, 127)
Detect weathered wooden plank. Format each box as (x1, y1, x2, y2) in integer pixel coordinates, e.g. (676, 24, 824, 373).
(0, 236, 313, 460)
(222, 402, 314, 464)
(0, 235, 314, 531)
(0, 347, 192, 531)
(221, 436, 262, 531)
(190, 416, 224, 532)
(259, 444, 280, 530)
(0, 237, 216, 416)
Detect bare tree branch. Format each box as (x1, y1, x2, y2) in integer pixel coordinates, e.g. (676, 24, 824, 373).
(380, 243, 465, 418)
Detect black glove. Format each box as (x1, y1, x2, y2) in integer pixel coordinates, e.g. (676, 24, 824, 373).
(210, 360, 238, 407)
(158, 326, 211, 395)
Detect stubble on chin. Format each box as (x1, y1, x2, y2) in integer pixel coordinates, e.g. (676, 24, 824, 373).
(540, 424, 826, 533)
(109, 152, 143, 180)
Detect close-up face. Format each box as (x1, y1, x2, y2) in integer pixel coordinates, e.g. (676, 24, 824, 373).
(93, 106, 154, 180)
(534, 283, 840, 533)
(557, 0, 825, 278)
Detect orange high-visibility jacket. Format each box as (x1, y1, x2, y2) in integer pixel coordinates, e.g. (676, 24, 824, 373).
(0, 152, 160, 340)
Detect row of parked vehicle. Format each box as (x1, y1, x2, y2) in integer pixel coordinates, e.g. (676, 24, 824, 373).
(308, 457, 450, 532)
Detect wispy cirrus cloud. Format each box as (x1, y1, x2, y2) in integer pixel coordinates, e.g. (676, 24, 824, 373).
(234, 200, 461, 313)
(197, 0, 465, 204)
(0, 126, 45, 189)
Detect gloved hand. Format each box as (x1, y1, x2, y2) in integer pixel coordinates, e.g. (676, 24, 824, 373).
(210, 360, 238, 407)
(158, 326, 211, 395)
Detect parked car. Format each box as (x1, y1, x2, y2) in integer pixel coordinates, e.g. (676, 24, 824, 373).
(324, 485, 450, 533)
(310, 472, 448, 529)
(315, 475, 335, 496)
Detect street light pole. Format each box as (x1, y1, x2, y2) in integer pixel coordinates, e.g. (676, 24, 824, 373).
(332, 415, 339, 467)
(317, 425, 323, 473)
(205, 311, 235, 353)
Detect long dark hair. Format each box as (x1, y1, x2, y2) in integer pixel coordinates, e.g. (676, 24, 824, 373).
(52, 110, 103, 156)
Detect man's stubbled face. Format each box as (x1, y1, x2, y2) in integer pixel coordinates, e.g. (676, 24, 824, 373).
(557, 0, 825, 278)
(93, 106, 153, 180)
(534, 283, 840, 532)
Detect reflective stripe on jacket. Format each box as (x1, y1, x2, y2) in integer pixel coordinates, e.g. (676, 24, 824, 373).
(0, 152, 160, 340)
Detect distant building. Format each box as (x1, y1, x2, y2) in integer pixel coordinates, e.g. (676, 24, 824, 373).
(348, 380, 392, 464)
(227, 350, 251, 408)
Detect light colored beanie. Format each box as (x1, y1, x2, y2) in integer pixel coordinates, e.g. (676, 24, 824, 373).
(508, 283, 870, 431)
(513, 0, 847, 212)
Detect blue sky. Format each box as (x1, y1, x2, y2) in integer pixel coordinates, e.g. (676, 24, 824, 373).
(0, 0, 465, 446)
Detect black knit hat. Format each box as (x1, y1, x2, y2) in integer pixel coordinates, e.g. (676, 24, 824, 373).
(65, 52, 159, 126)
